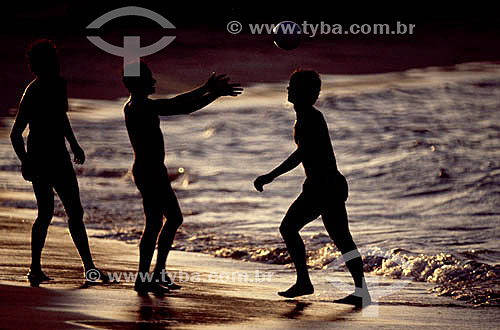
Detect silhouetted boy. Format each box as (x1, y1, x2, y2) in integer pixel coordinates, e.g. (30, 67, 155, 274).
(122, 62, 242, 294)
(10, 39, 106, 286)
(254, 70, 370, 307)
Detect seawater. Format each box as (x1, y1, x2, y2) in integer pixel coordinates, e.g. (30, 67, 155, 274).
(1, 62, 499, 306)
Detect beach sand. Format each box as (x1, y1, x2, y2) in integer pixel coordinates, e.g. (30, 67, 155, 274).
(0, 208, 499, 329)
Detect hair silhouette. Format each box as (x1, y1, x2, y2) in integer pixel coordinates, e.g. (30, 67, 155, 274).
(26, 39, 59, 77)
(288, 69, 321, 106)
(122, 62, 155, 95)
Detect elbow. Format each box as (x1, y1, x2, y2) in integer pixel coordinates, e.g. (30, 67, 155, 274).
(9, 130, 19, 143)
(10, 126, 24, 144)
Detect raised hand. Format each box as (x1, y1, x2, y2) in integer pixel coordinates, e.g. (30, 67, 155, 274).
(204, 72, 243, 97)
(218, 81, 243, 97)
(203, 72, 225, 92)
(254, 174, 274, 192)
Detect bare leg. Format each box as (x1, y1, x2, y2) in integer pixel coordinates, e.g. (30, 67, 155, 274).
(67, 205, 95, 270)
(135, 198, 172, 295)
(153, 184, 183, 275)
(278, 192, 319, 298)
(322, 203, 370, 307)
(55, 167, 95, 272)
(132, 167, 173, 295)
(30, 180, 54, 276)
(138, 205, 163, 275)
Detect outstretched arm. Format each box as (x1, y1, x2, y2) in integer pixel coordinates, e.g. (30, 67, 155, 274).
(254, 149, 301, 192)
(157, 90, 219, 116)
(152, 73, 242, 116)
(62, 114, 85, 164)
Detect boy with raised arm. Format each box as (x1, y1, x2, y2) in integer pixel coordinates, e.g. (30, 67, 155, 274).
(122, 62, 242, 295)
(254, 70, 370, 307)
(10, 40, 107, 286)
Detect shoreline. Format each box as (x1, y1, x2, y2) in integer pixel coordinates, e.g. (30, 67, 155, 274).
(1, 208, 499, 329)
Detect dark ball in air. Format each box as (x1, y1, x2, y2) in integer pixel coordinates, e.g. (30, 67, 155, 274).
(273, 21, 302, 51)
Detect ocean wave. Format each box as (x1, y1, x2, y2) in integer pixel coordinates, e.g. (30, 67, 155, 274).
(309, 246, 499, 307)
(236, 243, 499, 307)
(96, 224, 499, 307)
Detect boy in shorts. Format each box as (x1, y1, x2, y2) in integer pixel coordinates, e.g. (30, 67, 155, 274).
(254, 70, 370, 307)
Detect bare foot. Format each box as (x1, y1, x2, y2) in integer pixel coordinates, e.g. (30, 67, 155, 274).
(334, 290, 371, 308)
(134, 281, 170, 296)
(152, 272, 181, 290)
(278, 283, 314, 298)
(27, 269, 52, 287)
(84, 268, 110, 285)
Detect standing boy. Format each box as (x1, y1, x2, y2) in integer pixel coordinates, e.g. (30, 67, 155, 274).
(122, 62, 241, 294)
(10, 40, 106, 286)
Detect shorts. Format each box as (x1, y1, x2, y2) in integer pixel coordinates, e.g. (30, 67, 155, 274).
(302, 171, 349, 205)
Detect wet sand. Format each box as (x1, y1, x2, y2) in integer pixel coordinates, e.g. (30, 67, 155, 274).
(0, 208, 499, 329)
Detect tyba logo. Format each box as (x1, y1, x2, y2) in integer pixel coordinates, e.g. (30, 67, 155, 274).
(87, 6, 176, 76)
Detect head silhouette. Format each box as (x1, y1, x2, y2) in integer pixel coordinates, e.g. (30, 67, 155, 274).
(287, 69, 321, 107)
(26, 39, 60, 78)
(122, 62, 156, 96)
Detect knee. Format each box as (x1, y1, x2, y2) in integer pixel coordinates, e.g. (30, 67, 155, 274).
(167, 215, 183, 229)
(139, 228, 158, 249)
(33, 214, 52, 229)
(332, 234, 356, 254)
(144, 220, 163, 237)
(279, 221, 296, 239)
